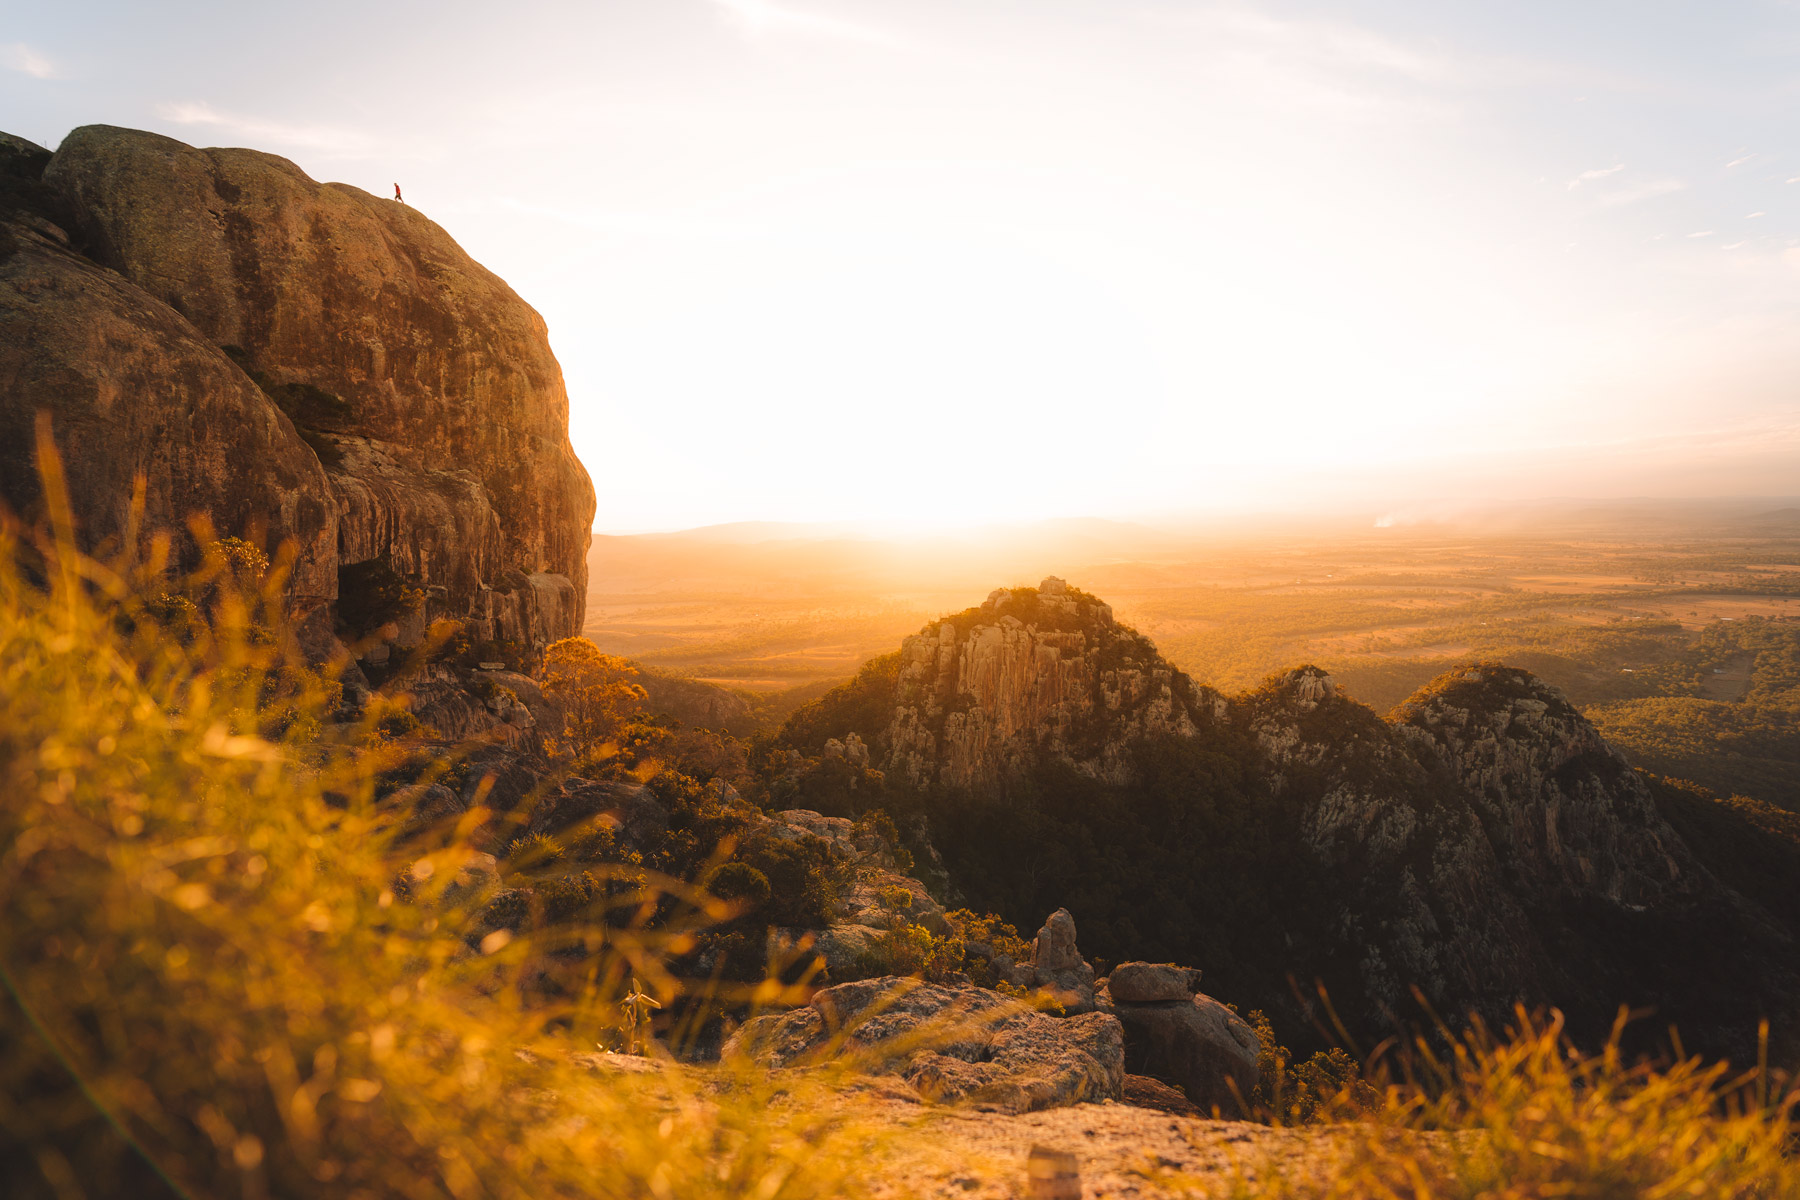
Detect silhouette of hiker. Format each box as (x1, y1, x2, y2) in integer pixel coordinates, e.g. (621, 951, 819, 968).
(394, 182, 404, 204)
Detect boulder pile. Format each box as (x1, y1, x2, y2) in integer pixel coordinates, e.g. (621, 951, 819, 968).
(1099, 963, 1261, 1114)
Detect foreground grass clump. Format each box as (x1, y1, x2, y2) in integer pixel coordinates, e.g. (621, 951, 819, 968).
(1217, 1008, 1800, 1199)
(0, 470, 890, 1199)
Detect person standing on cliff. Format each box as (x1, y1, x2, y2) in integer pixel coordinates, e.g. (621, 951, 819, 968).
(394, 182, 404, 204)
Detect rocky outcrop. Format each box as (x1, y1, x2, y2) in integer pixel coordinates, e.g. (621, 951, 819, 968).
(1108, 963, 1204, 1004)
(725, 977, 1124, 1112)
(1099, 961, 1260, 1114)
(1392, 665, 1693, 906)
(880, 578, 1223, 792)
(0, 139, 339, 619)
(768, 809, 950, 936)
(1241, 663, 1730, 1030)
(529, 779, 670, 849)
(1005, 907, 1098, 1014)
(0, 125, 594, 657)
(635, 669, 756, 734)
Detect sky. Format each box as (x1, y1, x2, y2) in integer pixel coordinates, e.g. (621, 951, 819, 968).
(6, 0, 1800, 532)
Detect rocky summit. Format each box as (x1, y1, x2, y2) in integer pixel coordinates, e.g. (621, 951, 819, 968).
(779, 579, 1799, 1061)
(883, 577, 1219, 792)
(0, 125, 594, 658)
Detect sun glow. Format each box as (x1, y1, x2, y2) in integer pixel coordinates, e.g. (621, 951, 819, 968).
(18, 0, 1800, 530)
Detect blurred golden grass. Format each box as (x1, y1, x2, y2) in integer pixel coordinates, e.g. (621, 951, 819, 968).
(0, 438, 909, 1200)
(1202, 1007, 1800, 1199)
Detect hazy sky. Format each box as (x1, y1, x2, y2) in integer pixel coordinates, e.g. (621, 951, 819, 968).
(7, 1, 1799, 530)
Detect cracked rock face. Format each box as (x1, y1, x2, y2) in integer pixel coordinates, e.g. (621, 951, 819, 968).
(1, 124, 594, 655)
(1392, 665, 1692, 906)
(1110, 992, 1260, 1116)
(883, 578, 1223, 792)
(1242, 663, 1724, 1030)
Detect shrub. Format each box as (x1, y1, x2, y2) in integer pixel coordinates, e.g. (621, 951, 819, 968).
(851, 809, 914, 873)
(507, 832, 566, 870)
(944, 910, 1031, 988)
(854, 922, 966, 984)
(703, 862, 772, 913)
(374, 706, 423, 740)
(541, 638, 647, 752)
(877, 885, 913, 912)
(539, 872, 601, 925)
(737, 834, 845, 929)
(1239, 1007, 1378, 1125)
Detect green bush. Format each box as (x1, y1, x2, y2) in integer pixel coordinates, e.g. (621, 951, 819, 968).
(703, 862, 771, 913)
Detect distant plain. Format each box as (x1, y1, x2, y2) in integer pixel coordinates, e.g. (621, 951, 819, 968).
(586, 503, 1800, 811)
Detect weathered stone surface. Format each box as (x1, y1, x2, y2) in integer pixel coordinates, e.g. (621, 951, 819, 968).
(1112, 993, 1260, 1115)
(0, 204, 340, 633)
(779, 923, 886, 982)
(405, 667, 553, 747)
(1108, 963, 1203, 1004)
(1121, 1073, 1203, 1117)
(1033, 908, 1082, 971)
(725, 978, 1124, 1113)
(0, 132, 51, 179)
(1003, 908, 1097, 1014)
(3, 124, 594, 655)
(882, 578, 1223, 791)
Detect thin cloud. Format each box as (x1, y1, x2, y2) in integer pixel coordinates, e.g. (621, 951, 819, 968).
(1688, 230, 1715, 238)
(2, 43, 55, 79)
(1567, 164, 1624, 189)
(1747, 211, 1766, 218)
(708, 0, 906, 47)
(1726, 154, 1753, 168)
(157, 102, 378, 157)
(1588, 177, 1684, 209)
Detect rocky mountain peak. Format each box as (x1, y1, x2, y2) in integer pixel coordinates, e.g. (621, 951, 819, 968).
(877, 578, 1220, 791)
(1395, 664, 1694, 907)
(780, 585, 1795, 1057)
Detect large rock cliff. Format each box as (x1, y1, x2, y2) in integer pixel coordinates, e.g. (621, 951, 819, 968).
(0, 125, 594, 655)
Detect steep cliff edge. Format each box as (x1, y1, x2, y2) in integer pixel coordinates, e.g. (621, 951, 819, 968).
(0, 125, 594, 655)
(777, 579, 1799, 1060)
